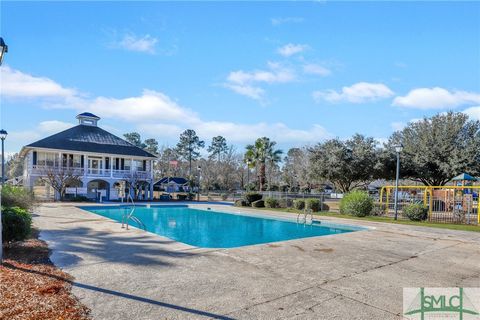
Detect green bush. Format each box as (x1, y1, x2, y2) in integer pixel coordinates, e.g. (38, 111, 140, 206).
(278, 199, 293, 208)
(234, 199, 247, 207)
(251, 200, 265, 208)
(371, 203, 387, 216)
(321, 203, 330, 211)
(293, 199, 305, 210)
(305, 198, 321, 212)
(1, 186, 35, 211)
(340, 191, 373, 217)
(264, 197, 279, 208)
(69, 195, 90, 202)
(403, 203, 428, 221)
(244, 192, 262, 204)
(2, 206, 32, 243)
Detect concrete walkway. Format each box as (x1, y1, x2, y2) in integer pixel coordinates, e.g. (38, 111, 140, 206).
(33, 203, 480, 320)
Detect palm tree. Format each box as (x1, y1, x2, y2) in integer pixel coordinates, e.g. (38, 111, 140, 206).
(245, 137, 283, 191)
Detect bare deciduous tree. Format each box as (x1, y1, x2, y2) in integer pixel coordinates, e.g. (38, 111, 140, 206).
(39, 167, 82, 200)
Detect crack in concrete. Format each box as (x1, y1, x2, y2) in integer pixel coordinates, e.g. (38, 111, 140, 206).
(318, 286, 401, 317)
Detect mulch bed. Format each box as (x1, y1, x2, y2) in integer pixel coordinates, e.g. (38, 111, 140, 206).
(0, 230, 90, 320)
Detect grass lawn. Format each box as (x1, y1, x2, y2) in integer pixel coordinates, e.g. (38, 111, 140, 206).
(254, 207, 480, 233)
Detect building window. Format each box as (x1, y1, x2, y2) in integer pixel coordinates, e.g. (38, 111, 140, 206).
(37, 152, 46, 166)
(124, 159, 131, 171)
(72, 154, 82, 168)
(37, 152, 58, 167)
(133, 160, 143, 171)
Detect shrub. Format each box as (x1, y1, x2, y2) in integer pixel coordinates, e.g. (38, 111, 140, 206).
(1, 186, 35, 211)
(177, 194, 188, 200)
(221, 193, 229, 201)
(265, 197, 279, 208)
(293, 199, 305, 210)
(244, 192, 262, 204)
(340, 191, 373, 217)
(278, 198, 293, 208)
(321, 203, 330, 211)
(305, 198, 321, 212)
(251, 200, 265, 208)
(403, 203, 428, 221)
(234, 199, 247, 207)
(69, 195, 90, 202)
(371, 203, 386, 216)
(2, 206, 32, 243)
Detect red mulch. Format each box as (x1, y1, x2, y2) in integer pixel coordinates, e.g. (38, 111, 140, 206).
(0, 230, 90, 320)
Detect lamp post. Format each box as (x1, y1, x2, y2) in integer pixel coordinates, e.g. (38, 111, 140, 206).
(0, 130, 7, 186)
(393, 144, 403, 220)
(0, 37, 7, 264)
(197, 165, 201, 202)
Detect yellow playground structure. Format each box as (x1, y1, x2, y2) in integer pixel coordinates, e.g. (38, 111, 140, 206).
(379, 174, 479, 224)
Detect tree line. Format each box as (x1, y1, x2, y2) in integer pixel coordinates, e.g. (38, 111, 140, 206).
(120, 112, 480, 192)
(5, 112, 479, 192)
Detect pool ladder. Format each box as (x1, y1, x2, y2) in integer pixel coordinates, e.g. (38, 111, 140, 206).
(297, 208, 313, 225)
(121, 194, 147, 230)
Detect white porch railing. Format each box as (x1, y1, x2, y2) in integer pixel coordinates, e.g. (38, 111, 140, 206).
(31, 165, 150, 180)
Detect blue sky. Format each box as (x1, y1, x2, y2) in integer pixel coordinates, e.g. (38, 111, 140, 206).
(1, 1, 479, 154)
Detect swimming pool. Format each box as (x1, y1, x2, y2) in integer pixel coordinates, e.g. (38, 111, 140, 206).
(80, 205, 363, 248)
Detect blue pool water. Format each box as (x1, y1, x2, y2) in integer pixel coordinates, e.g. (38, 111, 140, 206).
(80, 205, 363, 248)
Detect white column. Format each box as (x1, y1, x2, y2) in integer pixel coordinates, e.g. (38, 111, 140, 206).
(149, 181, 154, 200)
(84, 154, 88, 177)
(110, 156, 113, 178)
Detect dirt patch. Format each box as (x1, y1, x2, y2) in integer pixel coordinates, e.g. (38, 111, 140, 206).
(291, 245, 305, 252)
(267, 244, 281, 248)
(314, 248, 334, 253)
(0, 229, 90, 320)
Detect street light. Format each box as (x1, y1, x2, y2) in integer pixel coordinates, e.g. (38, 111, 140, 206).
(0, 38, 7, 265)
(0, 129, 7, 186)
(393, 144, 403, 220)
(0, 37, 8, 65)
(197, 166, 201, 202)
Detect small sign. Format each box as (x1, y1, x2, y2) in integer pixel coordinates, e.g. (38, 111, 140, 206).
(403, 287, 480, 319)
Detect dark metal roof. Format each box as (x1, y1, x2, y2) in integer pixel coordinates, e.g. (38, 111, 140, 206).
(26, 124, 157, 158)
(76, 112, 100, 119)
(154, 177, 189, 185)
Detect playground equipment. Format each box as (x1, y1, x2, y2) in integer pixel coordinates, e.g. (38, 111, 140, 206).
(379, 184, 479, 225)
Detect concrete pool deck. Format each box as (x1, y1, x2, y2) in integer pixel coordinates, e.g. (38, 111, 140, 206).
(33, 203, 480, 319)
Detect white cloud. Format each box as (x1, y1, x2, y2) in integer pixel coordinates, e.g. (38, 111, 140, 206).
(227, 62, 295, 85)
(75, 90, 197, 123)
(37, 120, 74, 134)
(116, 34, 158, 54)
(6, 66, 333, 147)
(313, 82, 394, 104)
(142, 121, 330, 144)
(9, 120, 73, 149)
(0, 66, 77, 98)
(390, 121, 406, 131)
(277, 43, 309, 57)
(303, 64, 331, 77)
(271, 17, 304, 26)
(392, 87, 480, 109)
(464, 106, 480, 121)
(223, 84, 265, 100)
(224, 62, 295, 101)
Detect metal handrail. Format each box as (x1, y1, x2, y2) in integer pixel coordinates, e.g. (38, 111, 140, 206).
(297, 208, 313, 224)
(121, 194, 146, 230)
